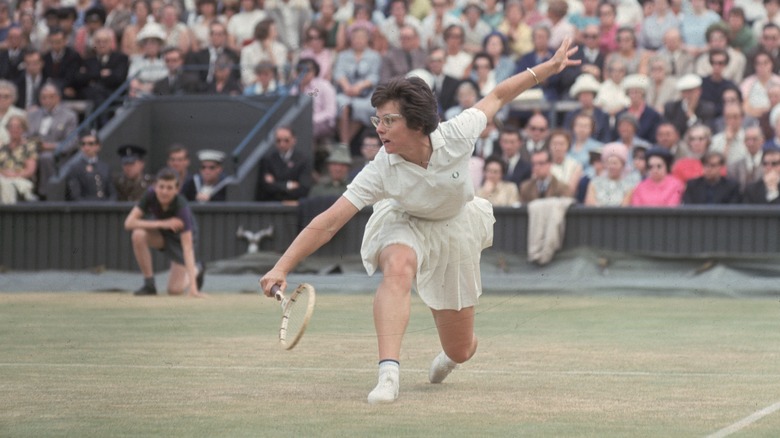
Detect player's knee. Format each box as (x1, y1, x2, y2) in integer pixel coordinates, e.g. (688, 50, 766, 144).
(381, 251, 416, 283)
(444, 335, 477, 364)
(131, 228, 148, 244)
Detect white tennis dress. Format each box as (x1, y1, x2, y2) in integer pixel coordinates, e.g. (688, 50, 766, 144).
(343, 108, 496, 310)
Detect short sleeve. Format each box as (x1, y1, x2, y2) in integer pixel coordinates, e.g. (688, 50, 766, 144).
(343, 153, 387, 210)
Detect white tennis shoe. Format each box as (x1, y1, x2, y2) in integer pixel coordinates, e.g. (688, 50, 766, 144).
(367, 369, 399, 404)
(428, 351, 458, 384)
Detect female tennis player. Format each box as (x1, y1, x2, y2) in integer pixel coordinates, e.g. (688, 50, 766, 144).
(260, 38, 580, 404)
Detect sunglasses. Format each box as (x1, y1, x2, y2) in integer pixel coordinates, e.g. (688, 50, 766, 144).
(762, 160, 780, 167)
(371, 113, 404, 129)
(201, 164, 219, 170)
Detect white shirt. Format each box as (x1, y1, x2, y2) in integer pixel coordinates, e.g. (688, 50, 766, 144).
(345, 108, 486, 220)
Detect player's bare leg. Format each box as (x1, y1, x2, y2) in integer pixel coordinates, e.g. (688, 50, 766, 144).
(367, 244, 415, 404)
(131, 229, 164, 295)
(429, 307, 477, 383)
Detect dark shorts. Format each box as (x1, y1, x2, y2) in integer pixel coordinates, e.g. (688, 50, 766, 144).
(158, 230, 187, 265)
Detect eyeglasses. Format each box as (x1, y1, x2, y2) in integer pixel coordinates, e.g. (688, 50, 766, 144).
(689, 136, 707, 141)
(527, 125, 547, 132)
(276, 137, 292, 143)
(762, 160, 780, 167)
(711, 60, 727, 65)
(371, 113, 404, 128)
(201, 164, 219, 170)
(648, 163, 665, 169)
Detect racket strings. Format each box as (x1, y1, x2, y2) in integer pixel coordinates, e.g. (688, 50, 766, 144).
(282, 291, 311, 342)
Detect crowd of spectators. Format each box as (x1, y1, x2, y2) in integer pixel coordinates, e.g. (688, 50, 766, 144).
(1, 0, 780, 207)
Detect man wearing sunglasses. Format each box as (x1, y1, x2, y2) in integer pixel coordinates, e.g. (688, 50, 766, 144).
(182, 149, 227, 203)
(743, 145, 780, 204)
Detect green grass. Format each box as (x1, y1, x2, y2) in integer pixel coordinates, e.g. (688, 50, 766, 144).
(1, 292, 780, 437)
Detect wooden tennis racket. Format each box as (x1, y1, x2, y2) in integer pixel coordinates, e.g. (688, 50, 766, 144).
(271, 283, 316, 350)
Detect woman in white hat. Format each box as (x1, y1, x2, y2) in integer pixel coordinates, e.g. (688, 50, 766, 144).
(128, 23, 168, 98)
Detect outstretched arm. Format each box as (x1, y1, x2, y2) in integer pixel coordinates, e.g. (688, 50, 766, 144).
(474, 38, 580, 122)
(260, 196, 359, 295)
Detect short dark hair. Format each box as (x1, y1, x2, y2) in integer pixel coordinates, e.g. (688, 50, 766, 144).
(708, 48, 730, 65)
(156, 167, 180, 185)
(483, 155, 508, 175)
(371, 76, 439, 135)
(296, 57, 321, 77)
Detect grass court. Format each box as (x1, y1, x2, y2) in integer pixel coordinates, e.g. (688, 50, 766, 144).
(2, 291, 780, 437)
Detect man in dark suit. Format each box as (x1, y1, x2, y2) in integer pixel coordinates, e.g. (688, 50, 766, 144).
(0, 26, 26, 81)
(153, 48, 203, 96)
(492, 128, 531, 187)
(185, 21, 239, 83)
(663, 73, 717, 139)
(43, 27, 83, 99)
(66, 130, 115, 201)
(14, 49, 47, 109)
(426, 47, 459, 117)
(255, 126, 313, 201)
(572, 24, 606, 80)
(78, 27, 128, 125)
(379, 24, 427, 84)
(682, 152, 741, 204)
(743, 146, 780, 204)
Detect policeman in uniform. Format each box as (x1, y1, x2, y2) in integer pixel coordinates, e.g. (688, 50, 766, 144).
(114, 144, 154, 202)
(65, 131, 114, 201)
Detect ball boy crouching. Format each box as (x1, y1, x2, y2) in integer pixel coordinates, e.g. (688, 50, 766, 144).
(124, 167, 205, 297)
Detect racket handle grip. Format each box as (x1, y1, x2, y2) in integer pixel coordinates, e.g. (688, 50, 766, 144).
(271, 284, 282, 301)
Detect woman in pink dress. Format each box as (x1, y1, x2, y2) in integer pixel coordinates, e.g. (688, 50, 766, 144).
(631, 148, 684, 206)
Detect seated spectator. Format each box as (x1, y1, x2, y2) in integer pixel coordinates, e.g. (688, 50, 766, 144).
(444, 79, 480, 121)
(630, 144, 649, 181)
(240, 19, 289, 88)
(308, 144, 352, 198)
(759, 83, 780, 140)
(544, 0, 577, 50)
(728, 125, 765, 193)
(700, 49, 738, 119)
(585, 142, 638, 206)
(614, 114, 652, 167)
(497, 0, 532, 59)
(153, 48, 203, 95)
(616, 73, 662, 144)
(680, 0, 721, 57)
(379, 0, 423, 51)
(121, 0, 156, 56)
(682, 151, 742, 204)
(255, 126, 313, 202)
(128, 23, 168, 99)
(159, 3, 192, 53)
(74, 7, 106, 59)
(227, 0, 266, 49)
(564, 74, 611, 143)
(311, 0, 344, 51)
(333, 25, 380, 146)
(420, 0, 461, 51)
(710, 103, 749, 166)
(291, 58, 336, 149)
(114, 144, 154, 202)
(672, 124, 725, 182)
(515, 25, 567, 101)
(519, 149, 570, 204)
(575, 147, 603, 203)
(573, 24, 607, 81)
(664, 74, 717, 139)
(243, 61, 285, 96)
(693, 26, 747, 84)
(441, 24, 472, 80)
(15, 49, 46, 110)
(349, 131, 381, 181)
(0, 80, 25, 146)
(185, 21, 240, 84)
(0, 26, 26, 82)
(182, 149, 227, 203)
(426, 47, 460, 117)
(205, 54, 242, 95)
(630, 147, 683, 206)
(604, 27, 648, 76)
(299, 24, 335, 81)
(0, 115, 38, 204)
(595, 58, 630, 118)
(78, 27, 129, 125)
(725, 7, 757, 57)
(568, 112, 603, 174)
(646, 56, 680, 114)
(379, 24, 427, 85)
(43, 27, 82, 99)
(743, 145, 780, 203)
(469, 52, 497, 97)
(27, 83, 79, 199)
(493, 127, 531, 186)
(654, 121, 690, 160)
(460, 1, 492, 54)
(740, 51, 780, 118)
(166, 144, 191, 191)
(639, 0, 680, 51)
(481, 32, 516, 85)
(478, 155, 521, 207)
(66, 131, 114, 201)
(188, 0, 232, 53)
(548, 129, 582, 195)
